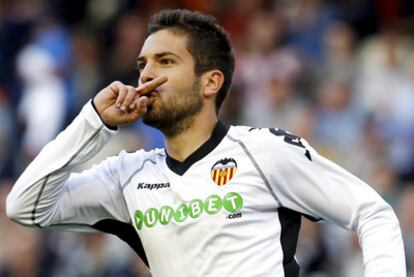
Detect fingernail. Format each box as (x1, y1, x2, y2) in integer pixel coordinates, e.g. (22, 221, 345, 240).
(116, 103, 120, 108)
(121, 106, 126, 111)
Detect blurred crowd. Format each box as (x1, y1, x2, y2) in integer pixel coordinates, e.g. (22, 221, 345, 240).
(1, 0, 414, 276)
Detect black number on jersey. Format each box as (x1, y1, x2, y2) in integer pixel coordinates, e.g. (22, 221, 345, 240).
(269, 128, 312, 161)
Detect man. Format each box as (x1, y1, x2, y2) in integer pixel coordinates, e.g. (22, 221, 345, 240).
(6, 9, 405, 277)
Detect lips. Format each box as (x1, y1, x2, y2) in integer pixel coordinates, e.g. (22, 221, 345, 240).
(142, 89, 157, 97)
(143, 90, 158, 107)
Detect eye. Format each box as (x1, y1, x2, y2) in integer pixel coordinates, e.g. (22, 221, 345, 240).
(160, 59, 174, 65)
(137, 62, 146, 71)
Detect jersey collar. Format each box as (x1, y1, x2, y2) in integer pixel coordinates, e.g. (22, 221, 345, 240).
(166, 121, 229, 176)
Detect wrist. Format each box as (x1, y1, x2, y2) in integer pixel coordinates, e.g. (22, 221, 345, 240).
(91, 98, 118, 130)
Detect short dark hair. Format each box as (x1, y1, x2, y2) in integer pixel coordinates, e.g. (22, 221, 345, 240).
(147, 9, 235, 113)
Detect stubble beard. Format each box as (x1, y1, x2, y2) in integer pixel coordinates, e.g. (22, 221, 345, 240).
(142, 78, 203, 138)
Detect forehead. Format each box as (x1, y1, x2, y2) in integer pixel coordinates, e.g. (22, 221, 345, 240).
(139, 29, 191, 59)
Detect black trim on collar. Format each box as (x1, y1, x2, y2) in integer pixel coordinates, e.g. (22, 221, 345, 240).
(166, 121, 229, 176)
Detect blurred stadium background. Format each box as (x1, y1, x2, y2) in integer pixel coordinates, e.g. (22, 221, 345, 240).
(1, 0, 414, 276)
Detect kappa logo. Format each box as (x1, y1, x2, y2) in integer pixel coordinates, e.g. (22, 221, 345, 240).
(137, 182, 170, 190)
(211, 158, 237, 186)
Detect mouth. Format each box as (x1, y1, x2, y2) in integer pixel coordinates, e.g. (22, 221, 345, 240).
(142, 90, 158, 110)
(142, 89, 157, 98)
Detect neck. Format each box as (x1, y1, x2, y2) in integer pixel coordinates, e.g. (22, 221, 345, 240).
(165, 111, 218, 162)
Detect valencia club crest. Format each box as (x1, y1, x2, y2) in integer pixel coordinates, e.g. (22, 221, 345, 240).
(211, 158, 237, 186)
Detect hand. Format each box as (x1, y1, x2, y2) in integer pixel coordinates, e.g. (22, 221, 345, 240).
(93, 76, 168, 126)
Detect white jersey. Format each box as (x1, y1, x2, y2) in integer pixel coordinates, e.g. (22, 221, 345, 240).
(6, 101, 406, 277)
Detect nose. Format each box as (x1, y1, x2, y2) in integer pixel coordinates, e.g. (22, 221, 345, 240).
(139, 63, 155, 85)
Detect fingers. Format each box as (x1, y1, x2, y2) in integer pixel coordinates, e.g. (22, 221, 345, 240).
(136, 76, 168, 96)
(111, 82, 143, 112)
(132, 96, 149, 115)
(109, 81, 127, 108)
(110, 76, 167, 114)
(120, 86, 137, 112)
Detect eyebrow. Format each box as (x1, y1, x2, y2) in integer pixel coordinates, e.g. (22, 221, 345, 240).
(137, 51, 182, 63)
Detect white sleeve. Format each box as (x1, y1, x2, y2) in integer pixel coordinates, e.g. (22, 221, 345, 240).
(6, 101, 130, 232)
(255, 129, 406, 276)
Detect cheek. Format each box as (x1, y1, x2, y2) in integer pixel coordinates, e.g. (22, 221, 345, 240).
(158, 68, 197, 97)
(161, 78, 184, 95)
(168, 67, 196, 84)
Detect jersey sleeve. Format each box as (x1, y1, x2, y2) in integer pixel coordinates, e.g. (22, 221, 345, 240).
(251, 128, 406, 276)
(6, 101, 130, 231)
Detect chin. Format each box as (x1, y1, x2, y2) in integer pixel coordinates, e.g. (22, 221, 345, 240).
(142, 110, 164, 127)
(142, 114, 157, 125)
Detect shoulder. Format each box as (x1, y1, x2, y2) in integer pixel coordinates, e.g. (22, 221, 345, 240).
(227, 125, 288, 150)
(116, 148, 166, 171)
(227, 125, 314, 161)
(118, 147, 166, 161)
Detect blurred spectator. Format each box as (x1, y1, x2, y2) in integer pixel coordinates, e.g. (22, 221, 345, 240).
(237, 10, 307, 132)
(32, 17, 75, 120)
(376, 54, 414, 181)
(320, 21, 356, 83)
(355, 24, 414, 117)
(296, 219, 327, 276)
(341, 233, 364, 277)
(214, 0, 266, 42)
(51, 233, 141, 277)
(283, 0, 343, 62)
(337, 115, 388, 183)
(0, 87, 15, 178)
(71, 27, 105, 111)
(0, 0, 42, 106)
(0, 179, 42, 276)
(16, 45, 66, 162)
(310, 79, 365, 163)
(356, 24, 414, 180)
(368, 160, 401, 206)
(85, 0, 122, 29)
(33, 18, 73, 79)
(106, 12, 146, 86)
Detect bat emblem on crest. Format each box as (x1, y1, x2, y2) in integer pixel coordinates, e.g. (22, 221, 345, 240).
(211, 158, 237, 186)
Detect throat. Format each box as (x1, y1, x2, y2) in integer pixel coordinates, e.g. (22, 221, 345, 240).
(165, 117, 218, 162)
(165, 120, 229, 176)
(162, 113, 197, 138)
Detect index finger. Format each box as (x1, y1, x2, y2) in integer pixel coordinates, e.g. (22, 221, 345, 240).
(136, 76, 168, 95)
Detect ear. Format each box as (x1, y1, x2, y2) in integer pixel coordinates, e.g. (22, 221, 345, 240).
(201, 70, 224, 98)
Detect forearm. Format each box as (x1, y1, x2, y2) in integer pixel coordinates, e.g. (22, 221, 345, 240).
(6, 101, 117, 227)
(355, 201, 406, 276)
